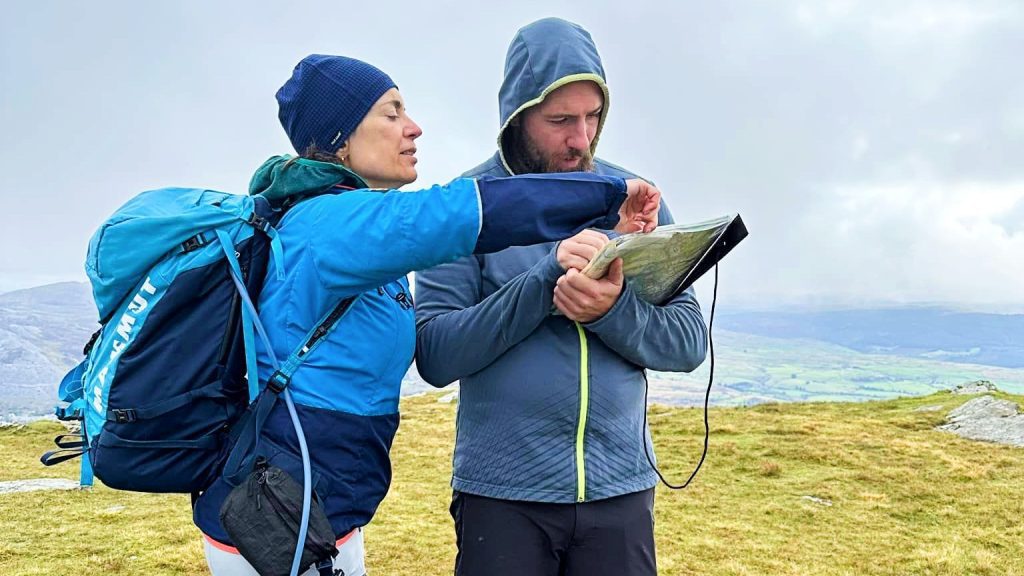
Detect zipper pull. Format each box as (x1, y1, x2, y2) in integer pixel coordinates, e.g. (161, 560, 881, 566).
(250, 457, 268, 510)
(395, 291, 411, 310)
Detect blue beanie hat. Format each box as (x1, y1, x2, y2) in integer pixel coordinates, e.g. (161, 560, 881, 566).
(276, 54, 397, 155)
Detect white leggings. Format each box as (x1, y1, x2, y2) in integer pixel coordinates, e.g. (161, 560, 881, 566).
(203, 528, 366, 576)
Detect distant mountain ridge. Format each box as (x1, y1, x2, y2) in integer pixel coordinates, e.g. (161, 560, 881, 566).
(2, 283, 1022, 421)
(0, 282, 97, 421)
(0, 282, 436, 422)
(715, 307, 1024, 368)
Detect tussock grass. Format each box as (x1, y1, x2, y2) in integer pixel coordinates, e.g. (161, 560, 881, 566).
(2, 391, 1022, 575)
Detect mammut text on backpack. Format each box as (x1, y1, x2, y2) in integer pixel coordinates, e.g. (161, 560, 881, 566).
(90, 277, 157, 413)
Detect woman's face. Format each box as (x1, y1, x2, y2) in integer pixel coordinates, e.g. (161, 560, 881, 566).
(340, 88, 422, 189)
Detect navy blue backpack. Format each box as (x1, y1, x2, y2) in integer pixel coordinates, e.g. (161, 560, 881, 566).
(42, 187, 285, 492)
(44, 180, 363, 575)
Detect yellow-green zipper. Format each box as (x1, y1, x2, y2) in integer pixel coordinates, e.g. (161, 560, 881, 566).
(574, 322, 589, 502)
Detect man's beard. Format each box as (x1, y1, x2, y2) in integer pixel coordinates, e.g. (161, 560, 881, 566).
(507, 127, 595, 174)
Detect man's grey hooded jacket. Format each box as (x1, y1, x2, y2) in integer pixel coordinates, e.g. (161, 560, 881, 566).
(415, 17, 707, 503)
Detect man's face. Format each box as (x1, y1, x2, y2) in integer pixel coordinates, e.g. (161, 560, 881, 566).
(519, 80, 603, 173)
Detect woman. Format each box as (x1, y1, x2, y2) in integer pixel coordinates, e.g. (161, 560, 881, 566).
(193, 54, 661, 575)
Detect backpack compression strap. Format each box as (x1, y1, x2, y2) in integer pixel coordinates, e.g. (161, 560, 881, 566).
(218, 229, 262, 403)
(41, 361, 95, 487)
(248, 211, 286, 282)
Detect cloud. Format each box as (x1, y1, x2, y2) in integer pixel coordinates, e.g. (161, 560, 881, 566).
(794, 0, 1017, 39)
(869, 2, 1011, 38)
(2, 0, 1022, 312)
(801, 180, 1024, 306)
(996, 197, 1024, 235)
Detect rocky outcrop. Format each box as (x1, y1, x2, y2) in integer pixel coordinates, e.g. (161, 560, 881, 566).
(951, 380, 999, 395)
(939, 394, 1024, 447)
(0, 478, 81, 494)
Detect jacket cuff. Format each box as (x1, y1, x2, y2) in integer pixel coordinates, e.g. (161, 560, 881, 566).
(583, 279, 639, 332)
(540, 243, 566, 283)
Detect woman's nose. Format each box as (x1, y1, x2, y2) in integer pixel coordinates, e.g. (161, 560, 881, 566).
(406, 117, 423, 139)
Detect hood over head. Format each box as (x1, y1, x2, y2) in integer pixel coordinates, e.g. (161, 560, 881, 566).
(497, 18, 610, 174)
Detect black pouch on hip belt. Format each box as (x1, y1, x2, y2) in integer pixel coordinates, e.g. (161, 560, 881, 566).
(219, 457, 338, 575)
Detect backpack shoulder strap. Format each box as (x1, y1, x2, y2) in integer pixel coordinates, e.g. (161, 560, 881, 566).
(268, 294, 359, 392)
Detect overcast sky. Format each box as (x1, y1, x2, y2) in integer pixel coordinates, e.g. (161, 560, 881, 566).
(2, 0, 1021, 312)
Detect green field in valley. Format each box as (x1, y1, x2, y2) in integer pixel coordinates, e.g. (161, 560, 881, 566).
(647, 330, 1024, 406)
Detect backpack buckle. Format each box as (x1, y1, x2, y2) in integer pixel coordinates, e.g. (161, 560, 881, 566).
(247, 213, 270, 233)
(83, 328, 102, 356)
(55, 406, 83, 421)
(181, 234, 209, 253)
(266, 371, 290, 394)
(111, 408, 137, 424)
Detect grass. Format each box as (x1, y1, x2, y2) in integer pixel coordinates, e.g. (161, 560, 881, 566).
(2, 390, 1023, 575)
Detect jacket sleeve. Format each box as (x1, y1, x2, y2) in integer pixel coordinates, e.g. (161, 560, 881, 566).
(473, 173, 626, 253)
(583, 283, 707, 372)
(581, 204, 709, 372)
(414, 248, 564, 387)
(309, 175, 626, 295)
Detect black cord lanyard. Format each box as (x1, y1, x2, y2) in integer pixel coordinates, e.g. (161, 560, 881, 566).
(645, 263, 718, 490)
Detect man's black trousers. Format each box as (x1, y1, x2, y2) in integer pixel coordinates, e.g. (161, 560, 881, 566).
(451, 488, 657, 576)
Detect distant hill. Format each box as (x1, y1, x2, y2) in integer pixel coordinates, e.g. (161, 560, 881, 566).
(0, 282, 97, 421)
(0, 282, 436, 422)
(648, 329, 1024, 406)
(2, 283, 1022, 421)
(715, 307, 1024, 368)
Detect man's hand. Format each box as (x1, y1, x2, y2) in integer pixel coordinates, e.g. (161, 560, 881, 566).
(619, 179, 661, 234)
(554, 258, 625, 323)
(557, 230, 610, 271)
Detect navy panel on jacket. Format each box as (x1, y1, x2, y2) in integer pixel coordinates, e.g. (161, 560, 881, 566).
(194, 401, 399, 542)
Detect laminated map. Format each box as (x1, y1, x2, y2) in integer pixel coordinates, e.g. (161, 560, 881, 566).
(581, 214, 748, 305)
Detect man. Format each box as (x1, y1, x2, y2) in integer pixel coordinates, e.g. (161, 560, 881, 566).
(415, 17, 708, 576)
